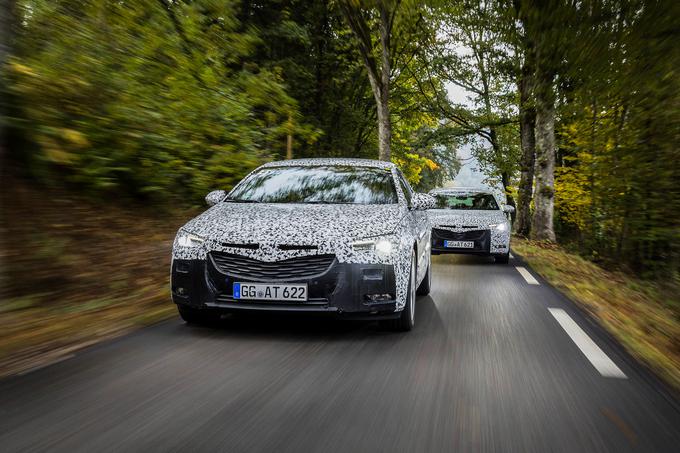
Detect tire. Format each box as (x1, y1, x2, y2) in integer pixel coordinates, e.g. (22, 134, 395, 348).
(494, 252, 510, 264)
(416, 255, 431, 296)
(177, 305, 214, 325)
(381, 250, 416, 332)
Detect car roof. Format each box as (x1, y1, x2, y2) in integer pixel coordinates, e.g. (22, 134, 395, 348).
(429, 187, 493, 196)
(260, 158, 396, 170)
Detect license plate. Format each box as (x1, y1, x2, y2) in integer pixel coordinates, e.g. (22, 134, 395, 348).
(233, 283, 308, 301)
(444, 240, 474, 249)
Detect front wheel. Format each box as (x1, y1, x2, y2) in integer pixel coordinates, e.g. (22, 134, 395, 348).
(416, 257, 431, 296)
(381, 250, 416, 332)
(494, 252, 510, 264)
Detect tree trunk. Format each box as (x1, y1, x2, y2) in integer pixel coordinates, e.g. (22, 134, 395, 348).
(338, 0, 392, 162)
(376, 92, 390, 161)
(489, 127, 516, 220)
(286, 113, 293, 159)
(531, 71, 556, 241)
(515, 58, 536, 237)
(376, 4, 391, 161)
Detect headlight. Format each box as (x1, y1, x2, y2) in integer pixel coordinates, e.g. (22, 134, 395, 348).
(176, 230, 205, 248)
(352, 235, 394, 258)
(489, 223, 508, 232)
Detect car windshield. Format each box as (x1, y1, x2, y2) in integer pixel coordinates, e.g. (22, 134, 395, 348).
(226, 165, 398, 204)
(434, 193, 499, 210)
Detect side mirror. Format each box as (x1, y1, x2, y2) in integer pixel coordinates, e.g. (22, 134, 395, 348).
(205, 190, 226, 207)
(411, 193, 437, 210)
(503, 205, 515, 214)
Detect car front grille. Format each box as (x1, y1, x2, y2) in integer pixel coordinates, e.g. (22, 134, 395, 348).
(209, 252, 336, 280)
(432, 228, 488, 241)
(431, 228, 490, 253)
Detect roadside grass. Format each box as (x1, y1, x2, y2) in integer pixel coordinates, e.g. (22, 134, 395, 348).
(0, 177, 195, 377)
(512, 237, 680, 391)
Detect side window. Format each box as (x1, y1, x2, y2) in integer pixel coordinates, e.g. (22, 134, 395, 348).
(395, 171, 413, 205)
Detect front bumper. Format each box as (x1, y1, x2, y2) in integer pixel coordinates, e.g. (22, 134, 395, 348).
(430, 228, 508, 256)
(171, 253, 399, 318)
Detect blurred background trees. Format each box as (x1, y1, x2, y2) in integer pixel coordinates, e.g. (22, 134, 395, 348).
(554, 0, 680, 279)
(1, 0, 678, 279)
(4, 0, 456, 197)
(429, 0, 679, 279)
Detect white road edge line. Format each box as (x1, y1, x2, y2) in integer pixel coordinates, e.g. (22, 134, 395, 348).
(515, 266, 539, 285)
(509, 253, 514, 259)
(548, 308, 627, 379)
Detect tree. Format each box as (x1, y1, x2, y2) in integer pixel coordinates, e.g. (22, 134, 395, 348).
(338, 0, 400, 161)
(516, 0, 570, 241)
(554, 0, 680, 277)
(7, 0, 306, 199)
(512, 0, 536, 237)
(422, 1, 520, 204)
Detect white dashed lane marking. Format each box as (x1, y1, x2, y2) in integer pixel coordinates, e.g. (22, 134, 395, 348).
(548, 308, 627, 379)
(515, 266, 539, 285)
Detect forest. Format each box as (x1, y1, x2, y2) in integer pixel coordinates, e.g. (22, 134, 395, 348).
(1, 0, 679, 280)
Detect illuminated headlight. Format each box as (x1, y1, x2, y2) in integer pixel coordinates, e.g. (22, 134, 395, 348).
(489, 223, 509, 232)
(176, 230, 205, 248)
(352, 236, 394, 258)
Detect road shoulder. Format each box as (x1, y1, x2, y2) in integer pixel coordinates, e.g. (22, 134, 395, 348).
(511, 237, 680, 402)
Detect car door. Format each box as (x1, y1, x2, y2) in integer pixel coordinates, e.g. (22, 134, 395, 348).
(395, 171, 430, 276)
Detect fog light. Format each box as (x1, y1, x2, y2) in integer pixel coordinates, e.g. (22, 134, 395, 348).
(364, 293, 394, 303)
(176, 287, 186, 296)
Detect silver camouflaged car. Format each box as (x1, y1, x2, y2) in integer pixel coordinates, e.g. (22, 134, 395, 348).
(171, 158, 437, 331)
(428, 187, 513, 263)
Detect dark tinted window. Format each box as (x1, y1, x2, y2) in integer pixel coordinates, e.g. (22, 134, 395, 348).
(227, 166, 398, 204)
(433, 193, 499, 210)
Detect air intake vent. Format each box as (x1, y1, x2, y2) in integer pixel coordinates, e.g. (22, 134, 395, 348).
(210, 252, 336, 280)
(433, 228, 487, 241)
(278, 244, 318, 251)
(221, 243, 259, 250)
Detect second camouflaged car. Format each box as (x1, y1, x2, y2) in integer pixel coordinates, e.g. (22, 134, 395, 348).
(171, 158, 436, 331)
(428, 187, 513, 263)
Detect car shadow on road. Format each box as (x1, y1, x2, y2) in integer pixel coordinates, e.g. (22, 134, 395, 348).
(174, 295, 448, 344)
(432, 254, 496, 266)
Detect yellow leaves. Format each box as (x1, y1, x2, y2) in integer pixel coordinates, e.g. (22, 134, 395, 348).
(39, 136, 77, 165)
(61, 129, 90, 148)
(554, 164, 591, 230)
(424, 158, 438, 171)
(38, 129, 90, 165)
(9, 61, 36, 77)
(392, 153, 437, 185)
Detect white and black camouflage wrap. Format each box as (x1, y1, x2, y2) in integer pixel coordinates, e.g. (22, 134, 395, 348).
(173, 158, 430, 311)
(428, 187, 511, 254)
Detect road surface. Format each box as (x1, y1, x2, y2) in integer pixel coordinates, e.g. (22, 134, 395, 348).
(1, 254, 679, 452)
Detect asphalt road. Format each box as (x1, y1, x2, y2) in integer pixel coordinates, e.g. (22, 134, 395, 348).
(1, 254, 679, 452)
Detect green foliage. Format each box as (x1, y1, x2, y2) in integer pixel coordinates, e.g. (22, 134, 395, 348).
(419, 0, 520, 197)
(8, 0, 309, 200)
(6, 0, 456, 197)
(555, 0, 680, 278)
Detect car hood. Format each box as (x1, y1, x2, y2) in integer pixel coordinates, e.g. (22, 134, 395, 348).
(181, 202, 405, 245)
(428, 209, 507, 229)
